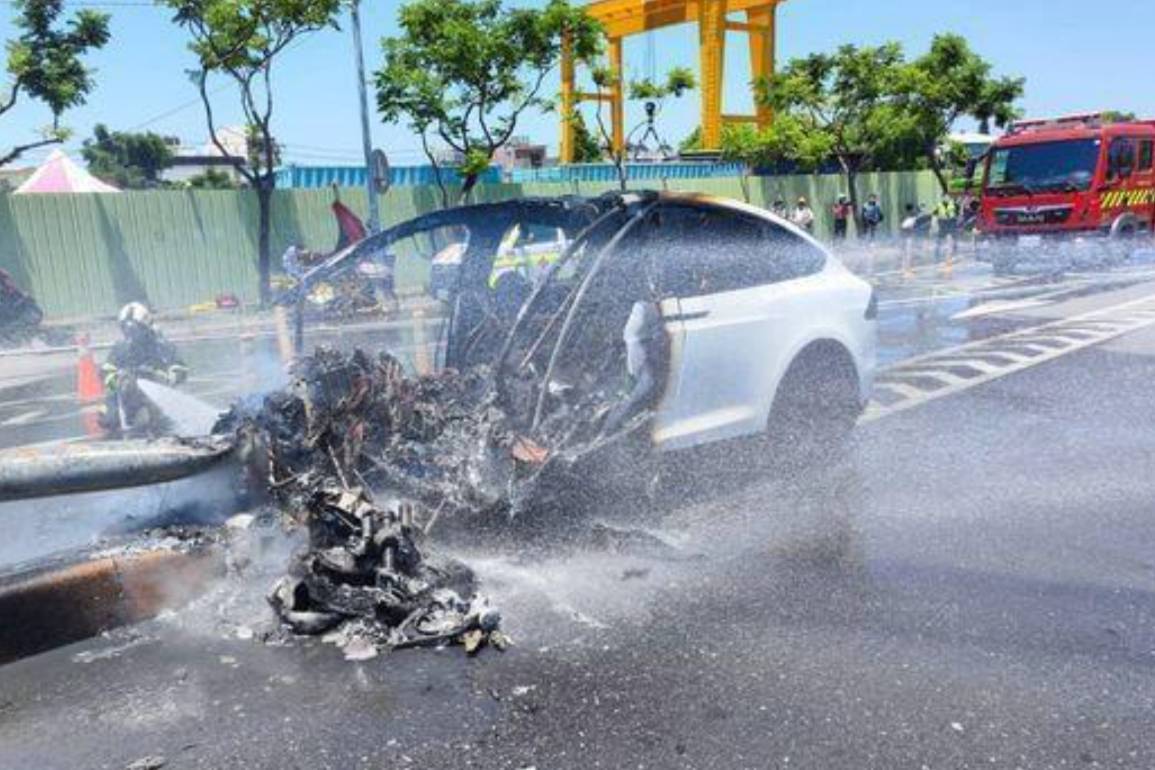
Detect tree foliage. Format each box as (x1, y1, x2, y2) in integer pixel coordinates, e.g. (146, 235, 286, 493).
(758, 43, 907, 226)
(584, 63, 695, 189)
(81, 123, 175, 188)
(162, 0, 342, 304)
(892, 33, 1023, 191)
(1, 0, 110, 166)
(569, 110, 602, 163)
(627, 66, 695, 101)
(376, 0, 602, 203)
(185, 167, 238, 189)
(758, 36, 1023, 216)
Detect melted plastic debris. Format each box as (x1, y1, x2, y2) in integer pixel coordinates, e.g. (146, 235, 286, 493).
(215, 349, 522, 654)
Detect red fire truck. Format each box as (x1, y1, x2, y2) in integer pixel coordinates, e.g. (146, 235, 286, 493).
(977, 113, 1155, 272)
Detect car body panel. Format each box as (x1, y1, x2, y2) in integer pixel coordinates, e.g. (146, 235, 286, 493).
(640, 194, 875, 451)
(654, 256, 875, 451)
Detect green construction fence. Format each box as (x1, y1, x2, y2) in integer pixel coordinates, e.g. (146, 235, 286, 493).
(0, 170, 940, 319)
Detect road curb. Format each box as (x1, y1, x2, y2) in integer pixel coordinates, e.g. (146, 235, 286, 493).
(0, 544, 224, 664)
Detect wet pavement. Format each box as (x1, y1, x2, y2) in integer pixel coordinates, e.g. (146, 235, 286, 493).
(4, 252, 1155, 767)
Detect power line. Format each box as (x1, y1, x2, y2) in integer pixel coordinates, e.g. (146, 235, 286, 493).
(129, 83, 230, 131)
(127, 32, 315, 132)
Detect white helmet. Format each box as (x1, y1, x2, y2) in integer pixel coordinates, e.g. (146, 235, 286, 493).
(118, 301, 152, 328)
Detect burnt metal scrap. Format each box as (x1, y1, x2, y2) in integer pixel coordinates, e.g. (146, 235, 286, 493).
(219, 339, 646, 652)
(216, 349, 525, 653)
(265, 485, 505, 653)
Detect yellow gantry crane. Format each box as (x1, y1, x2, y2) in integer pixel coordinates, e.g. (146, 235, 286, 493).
(560, 0, 787, 162)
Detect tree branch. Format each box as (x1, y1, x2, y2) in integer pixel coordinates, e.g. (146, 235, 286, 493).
(591, 91, 625, 190)
(436, 121, 466, 155)
(197, 71, 256, 186)
(495, 67, 549, 148)
(419, 128, 449, 209)
(0, 136, 63, 168)
(0, 78, 22, 117)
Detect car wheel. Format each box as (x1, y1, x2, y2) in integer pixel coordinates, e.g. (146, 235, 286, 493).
(765, 344, 861, 468)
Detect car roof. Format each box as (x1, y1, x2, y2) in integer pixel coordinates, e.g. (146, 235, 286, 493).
(646, 190, 832, 255)
(287, 190, 829, 301)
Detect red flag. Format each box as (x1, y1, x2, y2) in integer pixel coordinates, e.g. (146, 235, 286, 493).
(332, 200, 367, 250)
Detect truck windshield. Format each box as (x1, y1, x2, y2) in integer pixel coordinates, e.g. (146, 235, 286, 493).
(986, 139, 1101, 194)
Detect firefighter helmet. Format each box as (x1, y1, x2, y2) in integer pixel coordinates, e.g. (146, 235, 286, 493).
(118, 302, 153, 330)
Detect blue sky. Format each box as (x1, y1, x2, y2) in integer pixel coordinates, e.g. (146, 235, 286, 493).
(3, 0, 1154, 169)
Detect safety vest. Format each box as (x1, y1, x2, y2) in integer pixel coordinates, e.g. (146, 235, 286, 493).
(934, 199, 958, 220)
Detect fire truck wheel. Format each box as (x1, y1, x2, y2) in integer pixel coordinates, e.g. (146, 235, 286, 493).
(1109, 214, 1140, 240)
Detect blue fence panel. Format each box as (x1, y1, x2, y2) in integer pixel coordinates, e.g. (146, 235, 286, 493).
(276, 164, 502, 189)
(509, 162, 745, 184)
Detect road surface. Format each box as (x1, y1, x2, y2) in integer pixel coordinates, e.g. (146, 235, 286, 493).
(2, 256, 1155, 768)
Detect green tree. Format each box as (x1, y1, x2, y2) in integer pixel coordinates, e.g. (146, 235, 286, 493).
(162, 0, 342, 305)
(186, 167, 238, 189)
(893, 33, 1023, 193)
(586, 65, 696, 190)
(81, 124, 175, 188)
(569, 110, 602, 163)
(757, 43, 906, 230)
(681, 124, 781, 200)
(1, 0, 110, 167)
(376, 0, 602, 205)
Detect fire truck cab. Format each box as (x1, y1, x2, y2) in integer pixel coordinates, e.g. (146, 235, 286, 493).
(978, 113, 1155, 272)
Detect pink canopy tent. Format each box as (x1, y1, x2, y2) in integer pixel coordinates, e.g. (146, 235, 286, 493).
(13, 149, 120, 194)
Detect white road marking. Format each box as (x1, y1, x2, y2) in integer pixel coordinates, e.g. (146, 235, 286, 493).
(1, 409, 49, 427)
(950, 297, 1050, 320)
(863, 291, 1155, 423)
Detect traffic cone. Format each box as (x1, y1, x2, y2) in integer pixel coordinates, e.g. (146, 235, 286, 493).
(76, 333, 105, 437)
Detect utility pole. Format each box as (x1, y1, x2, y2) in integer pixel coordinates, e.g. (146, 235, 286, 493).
(350, 0, 380, 233)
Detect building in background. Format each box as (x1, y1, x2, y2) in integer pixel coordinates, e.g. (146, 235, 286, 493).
(161, 126, 248, 185)
(0, 166, 34, 192)
(492, 137, 548, 172)
(948, 131, 996, 160)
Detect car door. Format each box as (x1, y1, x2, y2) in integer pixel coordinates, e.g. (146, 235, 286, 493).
(652, 204, 824, 450)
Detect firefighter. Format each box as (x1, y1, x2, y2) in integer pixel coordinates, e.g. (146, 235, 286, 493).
(100, 302, 188, 437)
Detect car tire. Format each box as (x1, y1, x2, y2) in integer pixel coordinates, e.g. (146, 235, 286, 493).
(765, 344, 861, 469)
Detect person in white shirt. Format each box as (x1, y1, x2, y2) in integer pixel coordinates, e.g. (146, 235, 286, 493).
(791, 196, 815, 232)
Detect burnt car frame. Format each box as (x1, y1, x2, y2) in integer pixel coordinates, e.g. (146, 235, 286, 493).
(291, 191, 877, 469)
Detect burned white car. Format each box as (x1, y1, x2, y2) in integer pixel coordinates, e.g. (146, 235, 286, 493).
(289, 192, 876, 506)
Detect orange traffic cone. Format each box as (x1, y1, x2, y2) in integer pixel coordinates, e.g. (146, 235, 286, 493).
(76, 333, 105, 437)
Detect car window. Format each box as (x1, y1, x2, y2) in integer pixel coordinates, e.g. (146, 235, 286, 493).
(643, 204, 824, 298)
(1139, 140, 1153, 172)
(1108, 137, 1136, 180)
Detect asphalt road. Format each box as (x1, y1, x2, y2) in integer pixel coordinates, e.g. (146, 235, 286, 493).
(4, 259, 1155, 768)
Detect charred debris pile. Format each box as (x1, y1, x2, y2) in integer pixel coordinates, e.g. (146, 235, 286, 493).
(218, 345, 644, 654)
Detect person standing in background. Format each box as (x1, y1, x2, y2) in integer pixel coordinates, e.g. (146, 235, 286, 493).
(791, 197, 815, 233)
(831, 194, 852, 240)
(861, 194, 884, 240)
